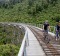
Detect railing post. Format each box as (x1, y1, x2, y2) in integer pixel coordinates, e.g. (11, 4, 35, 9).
(53, 26, 55, 34)
(26, 30, 29, 46)
(23, 41, 26, 56)
(23, 30, 29, 56)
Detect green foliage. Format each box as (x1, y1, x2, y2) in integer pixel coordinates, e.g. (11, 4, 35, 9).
(0, 44, 19, 56)
(28, 0, 33, 6)
(52, 16, 60, 22)
(46, 0, 57, 5)
(0, 0, 24, 9)
(0, 24, 24, 56)
(36, 4, 43, 12)
(42, 0, 48, 9)
(0, 0, 60, 25)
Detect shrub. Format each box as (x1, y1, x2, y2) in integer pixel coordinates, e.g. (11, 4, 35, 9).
(42, 0, 48, 9)
(52, 16, 60, 22)
(46, 0, 57, 5)
(0, 44, 19, 56)
(36, 4, 43, 12)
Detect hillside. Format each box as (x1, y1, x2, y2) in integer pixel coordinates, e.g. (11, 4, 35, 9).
(0, 23, 24, 56)
(0, 0, 60, 25)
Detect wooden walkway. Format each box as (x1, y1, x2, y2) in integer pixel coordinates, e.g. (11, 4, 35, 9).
(26, 27, 45, 56)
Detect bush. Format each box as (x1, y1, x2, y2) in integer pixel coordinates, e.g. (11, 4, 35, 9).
(36, 4, 43, 12)
(42, 0, 48, 9)
(52, 16, 60, 22)
(43, 3, 48, 9)
(28, 0, 33, 6)
(0, 44, 19, 56)
(46, 0, 57, 5)
(27, 7, 36, 16)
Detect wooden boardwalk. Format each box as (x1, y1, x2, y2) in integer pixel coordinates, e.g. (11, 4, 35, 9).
(26, 27, 45, 56)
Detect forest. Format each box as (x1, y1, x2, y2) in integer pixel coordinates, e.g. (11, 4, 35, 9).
(0, 0, 60, 25)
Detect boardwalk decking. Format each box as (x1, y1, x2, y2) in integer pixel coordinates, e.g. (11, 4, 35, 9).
(26, 27, 45, 56)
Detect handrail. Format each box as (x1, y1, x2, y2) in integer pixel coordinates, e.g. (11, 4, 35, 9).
(18, 27, 28, 56)
(26, 23, 56, 33)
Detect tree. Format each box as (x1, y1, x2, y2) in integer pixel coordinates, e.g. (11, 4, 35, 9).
(46, 0, 57, 4)
(28, 0, 33, 6)
(36, 4, 43, 12)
